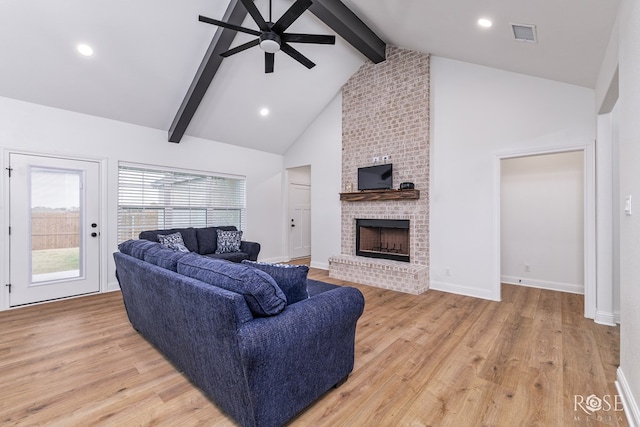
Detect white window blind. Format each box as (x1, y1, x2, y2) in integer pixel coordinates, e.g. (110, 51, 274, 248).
(118, 163, 246, 243)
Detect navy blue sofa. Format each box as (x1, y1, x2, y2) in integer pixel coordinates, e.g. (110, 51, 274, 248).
(139, 226, 260, 262)
(114, 239, 365, 427)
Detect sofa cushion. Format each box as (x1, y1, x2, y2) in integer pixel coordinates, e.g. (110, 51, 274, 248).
(204, 252, 250, 263)
(242, 261, 309, 304)
(143, 244, 190, 271)
(118, 239, 159, 260)
(177, 254, 286, 317)
(157, 232, 190, 253)
(195, 226, 237, 255)
(215, 230, 243, 254)
(139, 228, 199, 253)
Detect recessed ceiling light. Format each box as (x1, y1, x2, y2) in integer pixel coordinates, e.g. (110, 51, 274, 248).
(77, 44, 94, 56)
(259, 108, 270, 117)
(478, 18, 493, 28)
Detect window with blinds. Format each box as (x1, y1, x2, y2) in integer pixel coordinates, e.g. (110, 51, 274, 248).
(118, 163, 246, 243)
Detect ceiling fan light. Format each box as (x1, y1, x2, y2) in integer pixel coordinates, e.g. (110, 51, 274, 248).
(260, 39, 280, 53)
(259, 32, 281, 53)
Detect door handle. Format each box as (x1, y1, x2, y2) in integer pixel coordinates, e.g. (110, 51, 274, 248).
(91, 232, 98, 237)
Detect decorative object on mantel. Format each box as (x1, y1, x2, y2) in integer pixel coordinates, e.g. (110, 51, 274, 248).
(339, 189, 420, 202)
(399, 182, 415, 190)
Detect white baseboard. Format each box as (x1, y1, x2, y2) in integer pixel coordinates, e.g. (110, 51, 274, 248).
(429, 280, 496, 301)
(311, 261, 329, 270)
(594, 310, 617, 326)
(106, 281, 121, 292)
(501, 275, 584, 294)
(616, 367, 640, 427)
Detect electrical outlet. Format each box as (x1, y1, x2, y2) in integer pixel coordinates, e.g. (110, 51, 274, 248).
(372, 157, 379, 163)
(525, 264, 531, 272)
(445, 267, 451, 276)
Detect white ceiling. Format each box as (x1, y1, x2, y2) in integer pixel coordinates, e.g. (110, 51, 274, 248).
(0, 0, 620, 154)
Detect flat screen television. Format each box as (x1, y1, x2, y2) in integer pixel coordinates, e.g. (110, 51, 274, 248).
(358, 164, 393, 190)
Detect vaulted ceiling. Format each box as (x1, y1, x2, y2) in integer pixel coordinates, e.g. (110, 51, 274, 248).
(0, 0, 620, 154)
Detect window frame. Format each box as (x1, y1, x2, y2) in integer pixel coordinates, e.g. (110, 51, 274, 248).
(117, 162, 246, 243)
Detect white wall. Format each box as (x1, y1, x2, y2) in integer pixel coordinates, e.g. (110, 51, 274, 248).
(500, 152, 584, 293)
(430, 56, 595, 300)
(284, 92, 343, 270)
(614, 0, 640, 421)
(0, 96, 284, 306)
(596, 16, 620, 114)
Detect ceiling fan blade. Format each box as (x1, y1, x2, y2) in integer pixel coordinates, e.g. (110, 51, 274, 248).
(282, 33, 336, 44)
(265, 52, 275, 73)
(280, 43, 315, 69)
(199, 15, 261, 37)
(271, 0, 312, 34)
(221, 39, 260, 57)
(238, 0, 269, 31)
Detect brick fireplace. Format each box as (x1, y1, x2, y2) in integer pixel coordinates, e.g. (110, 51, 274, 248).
(356, 219, 410, 262)
(328, 46, 430, 294)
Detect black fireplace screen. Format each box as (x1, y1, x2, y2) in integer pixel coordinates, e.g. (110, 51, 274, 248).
(356, 219, 410, 262)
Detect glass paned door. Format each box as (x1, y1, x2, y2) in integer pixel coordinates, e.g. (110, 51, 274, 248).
(9, 153, 100, 306)
(31, 168, 82, 283)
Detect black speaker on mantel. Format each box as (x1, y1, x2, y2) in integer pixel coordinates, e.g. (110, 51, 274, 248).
(399, 182, 414, 190)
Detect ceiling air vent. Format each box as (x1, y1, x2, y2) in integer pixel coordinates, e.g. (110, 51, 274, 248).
(511, 23, 537, 43)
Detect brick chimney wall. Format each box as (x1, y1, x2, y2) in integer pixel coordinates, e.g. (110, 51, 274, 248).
(330, 46, 431, 294)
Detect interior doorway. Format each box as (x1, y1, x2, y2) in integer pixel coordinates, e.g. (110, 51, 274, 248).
(287, 166, 311, 260)
(500, 151, 585, 294)
(494, 142, 596, 318)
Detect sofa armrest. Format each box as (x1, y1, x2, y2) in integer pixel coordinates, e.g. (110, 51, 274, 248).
(240, 240, 260, 261)
(236, 285, 364, 426)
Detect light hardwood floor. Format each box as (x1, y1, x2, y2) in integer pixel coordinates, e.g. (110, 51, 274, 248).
(0, 268, 626, 426)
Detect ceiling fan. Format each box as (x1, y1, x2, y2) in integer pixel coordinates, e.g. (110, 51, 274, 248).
(199, 0, 336, 73)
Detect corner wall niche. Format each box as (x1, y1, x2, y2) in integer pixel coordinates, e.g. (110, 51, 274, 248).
(329, 46, 431, 294)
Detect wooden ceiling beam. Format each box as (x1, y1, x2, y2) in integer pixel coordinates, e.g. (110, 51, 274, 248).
(309, 0, 386, 64)
(168, 0, 247, 143)
(168, 0, 386, 143)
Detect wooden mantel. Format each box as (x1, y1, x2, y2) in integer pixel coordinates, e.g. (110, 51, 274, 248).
(339, 189, 420, 202)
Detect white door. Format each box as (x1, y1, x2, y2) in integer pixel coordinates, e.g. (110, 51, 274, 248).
(8, 153, 101, 306)
(289, 183, 311, 259)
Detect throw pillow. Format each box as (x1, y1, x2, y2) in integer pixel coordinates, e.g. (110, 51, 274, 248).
(196, 226, 237, 255)
(242, 261, 309, 304)
(158, 232, 190, 253)
(215, 229, 243, 254)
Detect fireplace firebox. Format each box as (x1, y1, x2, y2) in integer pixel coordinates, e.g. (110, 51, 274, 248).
(356, 219, 410, 262)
